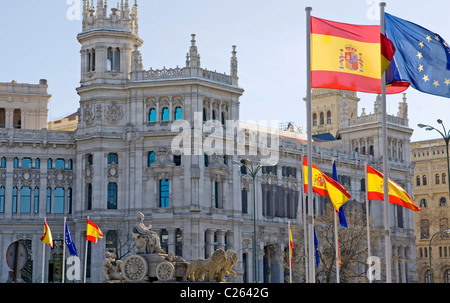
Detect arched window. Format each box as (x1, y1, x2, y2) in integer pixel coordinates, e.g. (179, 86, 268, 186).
(174, 107, 183, 120)
(420, 199, 427, 208)
(35, 158, 40, 169)
(1, 157, 5, 168)
(440, 197, 447, 207)
(436, 173, 440, 184)
(425, 269, 433, 283)
(47, 158, 52, 170)
(313, 113, 317, 126)
(221, 112, 226, 125)
(212, 110, 217, 121)
(416, 176, 421, 186)
(327, 111, 332, 124)
(148, 152, 156, 167)
(14, 157, 18, 168)
(161, 108, 169, 121)
(149, 108, 157, 122)
(203, 108, 207, 122)
(87, 48, 96, 72)
(106, 47, 121, 71)
(107, 183, 118, 210)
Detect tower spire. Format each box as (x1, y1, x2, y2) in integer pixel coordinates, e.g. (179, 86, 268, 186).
(230, 45, 238, 86)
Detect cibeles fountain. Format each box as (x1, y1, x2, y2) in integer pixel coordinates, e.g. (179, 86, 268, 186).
(103, 212, 238, 283)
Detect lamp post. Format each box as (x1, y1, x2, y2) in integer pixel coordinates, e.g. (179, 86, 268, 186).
(418, 119, 450, 196)
(233, 159, 262, 283)
(428, 229, 450, 282)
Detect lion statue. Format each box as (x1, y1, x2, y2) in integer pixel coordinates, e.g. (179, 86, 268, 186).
(184, 249, 238, 282)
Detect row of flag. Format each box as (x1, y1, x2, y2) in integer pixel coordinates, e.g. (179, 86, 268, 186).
(40, 218, 104, 255)
(288, 157, 420, 278)
(311, 11, 450, 99)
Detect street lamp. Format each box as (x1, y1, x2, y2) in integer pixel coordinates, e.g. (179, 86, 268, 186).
(418, 120, 450, 196)
(233, 159, 262, 283)
(428, 229, 450, 282)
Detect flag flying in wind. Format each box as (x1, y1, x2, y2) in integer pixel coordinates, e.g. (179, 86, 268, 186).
(65, 221, 78, 256)
(86, 219, 103, 244)
(303, 157, 351, 211)
(367, 165, 421, 212)
(289, 225, 294, 267)
(333, 160, 348, 228)
(40, 221, 53, 248)
(314, 228, 320, 267)
(310, 16, 409, 94)
(385, 13, 450, 98)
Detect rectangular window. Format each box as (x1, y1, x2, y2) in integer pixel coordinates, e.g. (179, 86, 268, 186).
(107, 183, 118, 209)
(54, 187, 65, 214)
(242, 189, 248, 214)
(12, 187, 18, 213)
(67, 188, 72, 214)
(55, 159, 65, 170)
(0, 186, 5, 213)
(46, 188, 52, 214)
(34, 187, 39, 214)
(160, 179, 170, 208)
(108, 153, 118, 165)
(86, 184, 92, 210)
(20, 186, 31, 213)
(22, 158, 32, 169)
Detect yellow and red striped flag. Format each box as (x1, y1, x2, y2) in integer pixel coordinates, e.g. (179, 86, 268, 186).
(310, 16, 409, 94)
(86, 219, 103, 244)
(367, 164, 421, 211)
(289, 225, 294, 267)
(40, 221, 53, 248)
(303, 157, 351, 211)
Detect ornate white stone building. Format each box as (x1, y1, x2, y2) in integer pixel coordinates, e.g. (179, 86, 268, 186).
(0, 0, 418, 283)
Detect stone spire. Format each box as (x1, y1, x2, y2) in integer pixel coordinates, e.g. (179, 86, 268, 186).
(397, 92, 408, 125)
(230, 45, 239, 86)
(188, 34, 200, 68)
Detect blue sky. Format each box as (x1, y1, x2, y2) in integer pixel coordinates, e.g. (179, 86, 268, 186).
(1, 0, 450, 142)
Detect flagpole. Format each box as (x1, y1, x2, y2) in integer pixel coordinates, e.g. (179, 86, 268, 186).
(84, 216, 89, 283)
(41, 217, 46, 283)
(380, 2, 392, 283)
(332, 157, 340, 283)
(301, 154, 309, 283)
(365, 162, 372, 283)
(62, 216, 66, 283)
(305, 5, 315, 284)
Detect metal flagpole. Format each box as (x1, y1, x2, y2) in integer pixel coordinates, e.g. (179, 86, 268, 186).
(332, 157, 340, 283)
(365, 162, 372, 283)
(84, 216, 89, 283)
(62, 216, 66, 283)
(379, 2, 392, 283)
(305, 5, 315, 284)
(334, 208, 340, 283)
(301, 155, 309, 283)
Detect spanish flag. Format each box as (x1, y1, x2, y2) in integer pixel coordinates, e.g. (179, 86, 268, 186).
(367, 165, 421, 212)
(310, 16, 409, 94)
(303, 157, 351, 211)
(289, 225, 294, 267)
(40, 221, 53, 248)
(86, 219, 103, 244)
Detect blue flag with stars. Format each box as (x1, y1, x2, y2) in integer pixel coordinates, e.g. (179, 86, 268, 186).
(65, 221, 78, 256)
(385, 13, 450, 98)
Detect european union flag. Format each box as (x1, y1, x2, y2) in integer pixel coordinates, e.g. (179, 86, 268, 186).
(65, 221, 78, 256)
(314, 228, 320, 267)
(385, 13, 450, 98)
